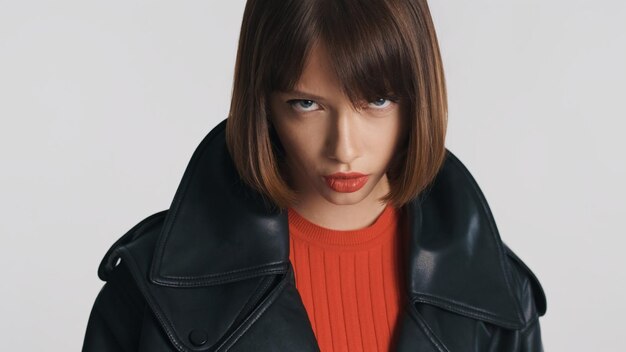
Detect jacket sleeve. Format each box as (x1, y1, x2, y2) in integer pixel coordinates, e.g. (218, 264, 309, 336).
(82, 260, 146, 352)
(503, 243, 547, 352)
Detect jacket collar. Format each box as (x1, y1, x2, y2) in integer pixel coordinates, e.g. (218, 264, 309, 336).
(149, 118, 526, 329)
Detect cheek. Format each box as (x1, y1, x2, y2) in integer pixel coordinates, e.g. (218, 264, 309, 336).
(367, 121, 404, 167)
(273, 122, 318, 163)
(369, 122, 401, 149)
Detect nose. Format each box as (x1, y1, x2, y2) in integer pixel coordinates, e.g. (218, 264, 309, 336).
(326, 108, 362, 165)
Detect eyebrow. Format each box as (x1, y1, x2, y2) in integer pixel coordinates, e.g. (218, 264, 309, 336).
(280, 89, 327, 101)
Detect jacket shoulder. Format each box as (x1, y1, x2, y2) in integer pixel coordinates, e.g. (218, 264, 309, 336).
(83, 210, 168, 351)
(97, 210, 168, 282)
(502, 242, 547, 326)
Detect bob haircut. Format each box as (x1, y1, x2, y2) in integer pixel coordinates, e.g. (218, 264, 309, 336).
(226, 0, 448, 211)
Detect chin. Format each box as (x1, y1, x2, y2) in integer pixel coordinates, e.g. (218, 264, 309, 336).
(321, 186, 372, 205)
(326, 195, 364, 205)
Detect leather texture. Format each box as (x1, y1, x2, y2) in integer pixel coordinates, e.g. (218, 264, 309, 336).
(82, 118, 547, 351)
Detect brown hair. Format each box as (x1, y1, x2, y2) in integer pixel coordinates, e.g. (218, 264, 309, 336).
(226, 0, 448, 211)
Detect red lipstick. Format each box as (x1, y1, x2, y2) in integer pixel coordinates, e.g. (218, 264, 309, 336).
(323, 172, 369, 193)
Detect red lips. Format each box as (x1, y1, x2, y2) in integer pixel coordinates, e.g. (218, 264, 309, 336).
(323, 172, 369, 193)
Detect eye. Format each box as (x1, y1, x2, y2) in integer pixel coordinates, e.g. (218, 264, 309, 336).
(368, 98, 393, 110)
(286, 99, 320, 113)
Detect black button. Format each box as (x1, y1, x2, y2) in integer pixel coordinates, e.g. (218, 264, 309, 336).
(189, 329, 208, 346)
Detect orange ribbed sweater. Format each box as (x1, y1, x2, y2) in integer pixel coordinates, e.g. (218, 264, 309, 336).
(287, 204, 406, 352)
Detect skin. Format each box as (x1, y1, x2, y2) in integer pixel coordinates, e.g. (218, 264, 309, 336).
(268, 40, 406, 231)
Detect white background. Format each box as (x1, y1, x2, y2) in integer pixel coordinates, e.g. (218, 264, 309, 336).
(1, 1, 624, 350)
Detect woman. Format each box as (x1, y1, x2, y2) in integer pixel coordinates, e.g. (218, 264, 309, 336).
(82, 0, 547, 351)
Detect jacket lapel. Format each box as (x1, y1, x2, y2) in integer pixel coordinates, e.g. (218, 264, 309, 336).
(112, 118, 527, 351)
(149, 118, 289, 287)
(403, 150, 526, 330)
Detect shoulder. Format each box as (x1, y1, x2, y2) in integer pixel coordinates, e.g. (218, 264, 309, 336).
(501, 242, 547, 326)
(89, 209, 169, 322)
(83, 210, 169, 350)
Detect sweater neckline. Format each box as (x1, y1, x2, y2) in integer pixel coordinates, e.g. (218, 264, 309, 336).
(287, 204, 397, 248)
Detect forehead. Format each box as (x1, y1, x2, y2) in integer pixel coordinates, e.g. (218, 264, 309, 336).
(293, 41, 341, 92)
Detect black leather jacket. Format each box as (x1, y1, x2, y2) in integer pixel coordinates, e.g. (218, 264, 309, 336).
(82, 118, 547, 351)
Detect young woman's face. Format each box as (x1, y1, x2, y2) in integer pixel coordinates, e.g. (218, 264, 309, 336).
(268, 41, 406, 208)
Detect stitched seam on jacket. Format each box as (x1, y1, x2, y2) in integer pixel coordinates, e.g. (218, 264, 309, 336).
(119, 246, 188, 352)
(99, 210, 167, 281)
(216, 274, 289, 351)
(120, 244, 283, 352)
(407, 302, 450, 352)
(226, 274, 275, 336)
(155, 261, 288, 283)
(412, 293, 523, 329)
